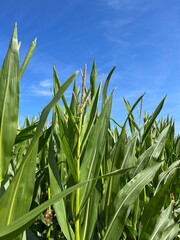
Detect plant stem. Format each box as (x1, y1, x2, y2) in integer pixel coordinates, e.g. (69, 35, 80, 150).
(75, 112, 82, 240)
(75, 65, 86, 240)
(46, 187, 51, 240)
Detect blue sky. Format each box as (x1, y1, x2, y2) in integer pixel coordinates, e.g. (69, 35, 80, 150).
(0, 0, 180, 133)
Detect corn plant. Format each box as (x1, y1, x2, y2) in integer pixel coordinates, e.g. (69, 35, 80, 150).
(0, 26, 179, 240)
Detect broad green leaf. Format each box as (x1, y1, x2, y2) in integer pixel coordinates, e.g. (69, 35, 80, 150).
(103, 163, 161, 240)
(55, 104, 77, 182)
(80, 96, 112, 207)
(81, 188, 100, 240)
(0, 181, 88, 240)
(15, 121, 38, 144)
(159, 223, 179, 240)
(155, 159, 180, 194)
(80, 84, 101, 153)
(0, 70, 77, 228)
(102, 66, 116, 109)
(19, 38, 37, 79)
(37, 126, 51, 153)
(122, 93, 145, 128)
(124, 98, 140, 135)
(101, 101, 142, 220)
(0, 168, 128, 240)
(23, 69, 77, 164)
(53, 67, 79, 135)
(0, 142, 38, 228)
(139, 175, 175, 240)
(134, 125, 170, 175)
(149, 202, 174, 240)
(99, 127, 127, 226)
(70, 80, 79, 115)
(0, 25, 19, 181)
(121, 135, 137, 169)
(90, 61, 97, 99)
(142, 97, 166, 143)
(150, 125, 170, 160)
(48, 138, 75, 240)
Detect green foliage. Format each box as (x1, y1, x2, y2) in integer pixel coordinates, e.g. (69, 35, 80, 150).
(0, 26, 179, 240)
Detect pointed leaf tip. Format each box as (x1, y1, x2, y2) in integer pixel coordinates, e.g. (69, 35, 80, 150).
(12, 23, 18, 39)
(33, 38, 37, 44)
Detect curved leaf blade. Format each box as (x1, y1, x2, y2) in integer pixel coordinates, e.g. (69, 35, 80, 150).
(103, 163, 161, 240)
(0, 25, 19, 181)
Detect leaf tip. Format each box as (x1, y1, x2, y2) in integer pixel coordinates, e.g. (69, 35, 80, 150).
(13, 22, 18, 39)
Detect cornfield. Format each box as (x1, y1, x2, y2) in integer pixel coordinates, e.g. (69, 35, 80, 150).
(0, 26, 179, 240)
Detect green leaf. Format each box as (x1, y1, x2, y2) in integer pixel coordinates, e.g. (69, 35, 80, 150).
(102, 66, 116, 109)
(99, 127, 127, 227)
(142, 97, 166, 143)
(139, 175, 175, 240)
(158, 223, 179, 240)
(0, 25, 20, 181)
(149, 125, 170, 160)
(0, 181, 88, 240)
(0, 142, 38, 228)
(19, 38, 37, 80)
(15, 121, 38, 144)
(123, 98, 141, 135)
(0, 70, 77, 228)
(80, 84, 101, 154)
(134, 125, 170, 175)
(53, 67, 79, 135)
(48, 138, 75, 240)
(0, 169, 126, 240)
(81, 188, 100, 240)
(70, 80, 79, 115)
(155, 159, 180, 194)
(80, 96, 112, 207)
(103, 163, 161, 240)
(90, 61, 97, 99)
(121, 135, 137, 169)
(55, 104, 77, 182)
(149, 202, 174, 240)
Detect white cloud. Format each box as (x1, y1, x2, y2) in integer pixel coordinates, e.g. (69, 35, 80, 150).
(30, 79, 52, 97)
(31, 89, 52, 97)
(106, 0, 151, 12)
(100, 18, 134, 28)
(39, 79, 52, 88)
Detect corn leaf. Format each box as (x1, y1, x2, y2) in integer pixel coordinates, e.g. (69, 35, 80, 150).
(148, 202, 174, 240)
(142, 97, 166, 143)
(80, 95, 112, 207)
(90, 61, 97, 99)
(103, 163, 161, 240)
(0, 181, 88, 240)
(80, 84, 100, 153)
(81, 188, 100, 240)
(0, 168, 127, 240)
(48, 138, 75, 240)
(101, 66, 116, 109)
(81, 96, 112, 206)
(0, 70, 77, 227)
(134, 125, 170, 175)
(139, 174, 175, 240)
(158, 223, 179, 240)
(19, 38, 36, 80)
(0, 25, 19, 181)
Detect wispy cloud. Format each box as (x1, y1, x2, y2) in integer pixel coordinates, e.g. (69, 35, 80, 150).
(39, 79, 52, 88)
(31, 88, 52, 97)
(30, 88, 52, 97)
(30, 79, 53, 97)
(100, 18, 134, 28)
(106, 0, 152, 12)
